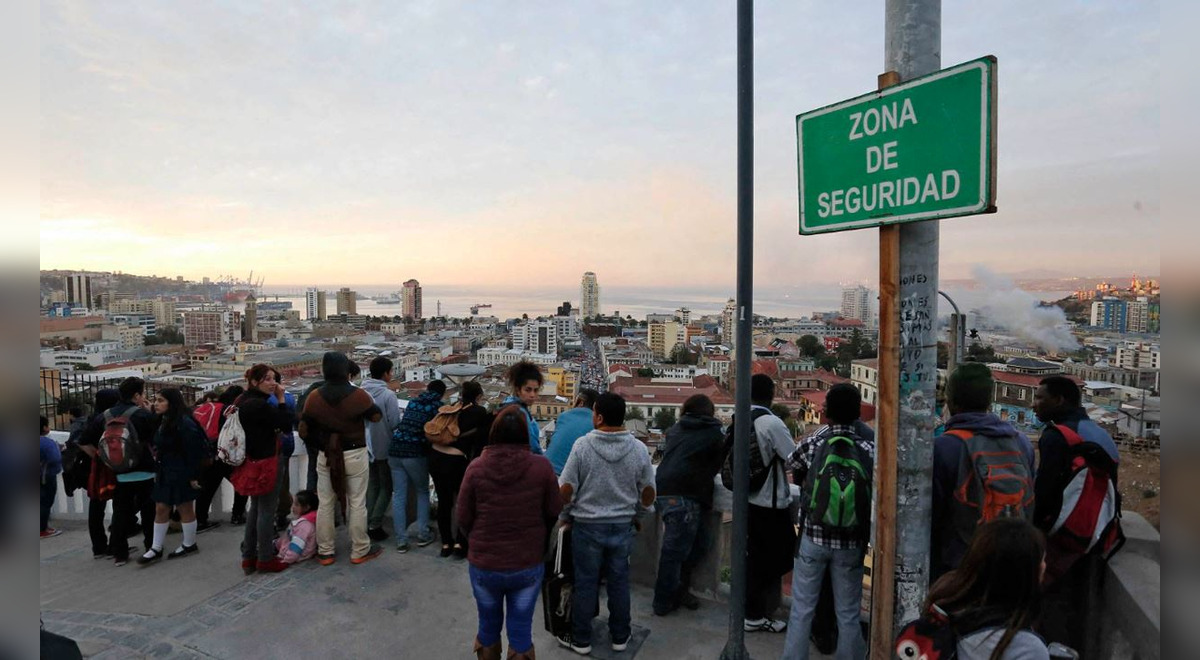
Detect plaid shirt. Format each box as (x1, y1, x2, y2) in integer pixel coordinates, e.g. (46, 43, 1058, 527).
(787, 424, 875, 550)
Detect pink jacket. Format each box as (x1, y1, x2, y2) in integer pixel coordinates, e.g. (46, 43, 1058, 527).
(276, 510, 318, 564)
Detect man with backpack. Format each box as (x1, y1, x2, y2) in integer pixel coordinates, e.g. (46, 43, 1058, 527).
(930, 363, 1035, 582)
(740, 374, 798, 634)
(1032, 375, 1122, 655)
(77, 377, 158, 566)
(781, 383, 874, 660)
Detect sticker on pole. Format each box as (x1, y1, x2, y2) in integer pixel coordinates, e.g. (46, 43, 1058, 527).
(797, 56, 997, 235)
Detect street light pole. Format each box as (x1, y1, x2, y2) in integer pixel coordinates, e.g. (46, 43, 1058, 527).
(721, 1, 753, 658)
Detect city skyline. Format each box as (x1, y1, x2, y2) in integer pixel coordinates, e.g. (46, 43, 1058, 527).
(39, 2, 1159, 288)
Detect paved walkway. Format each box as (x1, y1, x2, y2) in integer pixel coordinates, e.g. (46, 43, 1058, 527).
(40, 519, 795, 659)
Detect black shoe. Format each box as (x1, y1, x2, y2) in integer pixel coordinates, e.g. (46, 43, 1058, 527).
(136, 548, 163, 566)
(229, 513, 246, 526)
(452, 544, 467, 560)
(439, 545, 453, 558)
(368, 527, 389, 542)
(196, 521, 221, 534)
(167, 543, 199, 560)
(679, 591, 700, 610)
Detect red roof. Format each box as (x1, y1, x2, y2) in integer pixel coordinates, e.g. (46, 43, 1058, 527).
(751, 359, 780, 379)
(801, 390, 876, 423)
(828, 318, 865, 328)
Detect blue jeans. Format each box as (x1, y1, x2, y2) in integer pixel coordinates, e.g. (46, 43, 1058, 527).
(388, 456, 430, 545)
(781, 535, 866, 660)
(572, 521, 634, 645)
(469, 563, 543, 652)
(653, 496, 708, 613)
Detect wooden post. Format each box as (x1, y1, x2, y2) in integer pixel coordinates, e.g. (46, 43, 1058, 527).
(870, 70, 902, 660)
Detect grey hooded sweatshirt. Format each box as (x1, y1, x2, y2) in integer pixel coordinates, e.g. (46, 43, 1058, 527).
(360, 377, 402, 461)
(559, 429, 655, 525)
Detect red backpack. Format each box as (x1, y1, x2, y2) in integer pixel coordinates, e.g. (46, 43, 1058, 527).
(97, 406, 145, 474)
(193, 401, 225, 443)
(1044, 421, 1124, 583)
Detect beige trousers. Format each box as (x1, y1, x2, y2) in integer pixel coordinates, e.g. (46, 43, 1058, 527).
(316, 447, 371, 559)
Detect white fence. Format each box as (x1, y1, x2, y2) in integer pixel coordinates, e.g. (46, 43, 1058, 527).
(47, 431, 312, 520)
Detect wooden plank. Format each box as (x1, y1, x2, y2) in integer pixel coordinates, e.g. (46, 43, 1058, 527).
(870, 67, 903, 660)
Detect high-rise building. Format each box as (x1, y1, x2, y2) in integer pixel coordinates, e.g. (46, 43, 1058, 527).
(721, 298, 737, 347)
(244, 294, 259, 342)
(1090, 298, 1128, 332)
(336, 288, 357, 315)
(676, 307, 691, 325)
(305, 288, 328, 321)
(403, 279, 423, 319)
(557, 301, 573, 317)
(1127, 297, 1150, 334)
(513, 320, 558, 355)
(841, 284, 874, 325)
(182, 310, 227, 347)
(580, 272, 600, 319)
(65, 275, 92, 306)
(649, 321, 686, 359)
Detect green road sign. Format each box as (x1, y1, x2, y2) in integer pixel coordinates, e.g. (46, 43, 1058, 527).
(797, 56, 997, 235)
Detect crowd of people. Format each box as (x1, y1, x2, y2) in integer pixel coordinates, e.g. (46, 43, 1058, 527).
(39, 356, 1121, 659)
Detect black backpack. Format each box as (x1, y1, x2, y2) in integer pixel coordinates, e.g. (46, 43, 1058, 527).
(720, 409, 780, 493)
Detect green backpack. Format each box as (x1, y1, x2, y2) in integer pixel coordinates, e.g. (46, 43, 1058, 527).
(804, 434, 873, 538)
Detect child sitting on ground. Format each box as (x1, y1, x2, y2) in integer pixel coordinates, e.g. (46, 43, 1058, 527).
(274, 489, 318, 566)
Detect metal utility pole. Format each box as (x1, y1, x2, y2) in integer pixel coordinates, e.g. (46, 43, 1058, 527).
(871, 0, 941, 655)
(940, 290, 964, 372)
(721, 0, 753, 658)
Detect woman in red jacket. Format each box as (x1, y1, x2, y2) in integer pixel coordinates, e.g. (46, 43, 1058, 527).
(457, 405, 563, 660)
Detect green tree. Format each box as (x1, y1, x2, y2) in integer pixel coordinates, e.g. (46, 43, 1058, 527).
(966, 343, 997, 363)
(652, 408, 676, 430)
(636, 367, 656, 378)
(797, 334, 825, 358)
(626, 407, 646, 421)
(771, 404, 801, 438)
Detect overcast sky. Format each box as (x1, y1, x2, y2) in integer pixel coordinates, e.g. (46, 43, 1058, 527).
(39, 1, 1159, 291)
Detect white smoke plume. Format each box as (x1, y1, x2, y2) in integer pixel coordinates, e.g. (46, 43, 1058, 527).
(970, 266, 1079, 353)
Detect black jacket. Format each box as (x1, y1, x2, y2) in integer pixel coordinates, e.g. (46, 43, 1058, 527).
(1033, 407, 1120, 532)
(236, 389, 295, 460)
(655, 413, 726, 509)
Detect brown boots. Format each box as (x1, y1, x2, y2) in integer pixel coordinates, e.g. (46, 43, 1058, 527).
(473, 638, 502, 660)
(473, 637, 535, 659)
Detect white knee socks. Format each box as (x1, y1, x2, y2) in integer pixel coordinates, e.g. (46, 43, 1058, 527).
(147, 521, 169, 557)
(181, 521, 197, 548)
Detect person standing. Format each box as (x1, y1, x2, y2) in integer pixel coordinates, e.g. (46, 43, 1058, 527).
(40, 416, 63, 539)
(781, 383, 874, 660)
(429, 380, 490, 558)
(298, 352, 384, 566)
(268, 368, 298, 532)
(545, 388, 599, 476)
(500, 361, 546, 455)
(908, 518, 1051, 659)
(361, 357, 401, 542)
(78, 377, 158, 566)
(457, 406, 563, 660)
(235, 365, 296, 574)
(931, 364, 1034, 582)
(557, 393, 656, 655)
(1032, 375, 1119, 656)
(138, 388, 208, 564)
(194, 386, 245, 530)
(82, 389, 120, 557)
(388, 380, 444, 552)
(651, 394, 726, 616)
(742, 374, 797, 634)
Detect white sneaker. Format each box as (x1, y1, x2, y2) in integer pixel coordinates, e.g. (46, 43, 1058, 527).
(744, 617, 787, 633)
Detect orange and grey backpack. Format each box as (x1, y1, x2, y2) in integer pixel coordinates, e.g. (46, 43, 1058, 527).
(97, 405, 145, 474)
(947, 428, 1034, 549)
